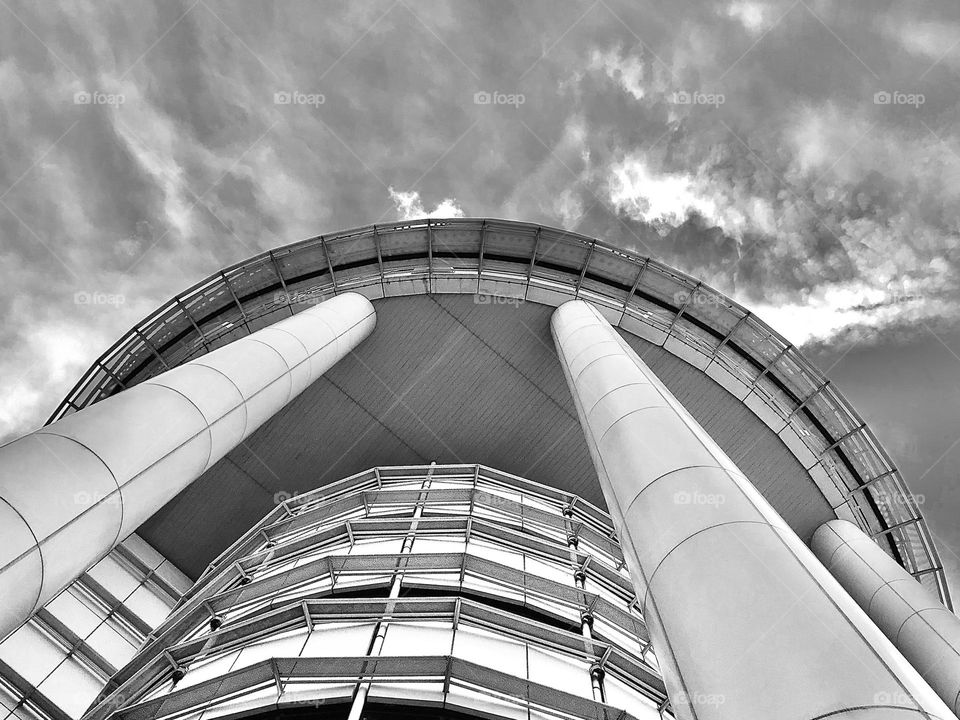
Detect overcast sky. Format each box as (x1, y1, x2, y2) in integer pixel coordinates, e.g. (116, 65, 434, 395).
(1, 0, 959, 586)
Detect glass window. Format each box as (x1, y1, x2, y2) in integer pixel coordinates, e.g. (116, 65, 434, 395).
(230, 628, 309, 672)
(527, 645, 592, 698)
(453, 625, 526, 677)
(37, 660, 103, 719)
(124, 586, 172, 628)
(0, 623, 66, 686)
(45, 591, 101, 640)
(179, 650, 242, 689)
(86, 624, 137, 669)
(604, 675, 663, 720)
(380, 621, 452, 657)
(121, 535, 165, 571)
(87, 556, 140, 601)
(301, 621, 377, 658)
(155, 561, 192, 596)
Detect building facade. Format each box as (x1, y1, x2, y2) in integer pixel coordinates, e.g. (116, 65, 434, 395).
(0, 535, 189, 720)
(86, 464, 667, 720)
(1, 219, 958, 720)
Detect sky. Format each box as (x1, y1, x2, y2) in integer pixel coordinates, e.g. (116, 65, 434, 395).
(0, 0, 959, 588)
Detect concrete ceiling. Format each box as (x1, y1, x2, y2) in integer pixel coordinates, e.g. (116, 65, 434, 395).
(140, 294, 829, 579)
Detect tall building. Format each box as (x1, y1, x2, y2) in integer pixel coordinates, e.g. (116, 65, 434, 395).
(1, 218, 958, 720)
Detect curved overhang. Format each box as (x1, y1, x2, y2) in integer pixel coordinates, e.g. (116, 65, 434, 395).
(47, 218, 950, 608)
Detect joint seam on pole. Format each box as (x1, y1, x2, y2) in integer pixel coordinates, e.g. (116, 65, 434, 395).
(21, 431, 126, 567)
(0, 497, 44, 618)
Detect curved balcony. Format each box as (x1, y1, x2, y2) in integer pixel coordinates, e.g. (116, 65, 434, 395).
(86, 464, 669, 720)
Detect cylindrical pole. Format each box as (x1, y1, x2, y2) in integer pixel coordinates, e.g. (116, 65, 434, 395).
(813, 519, 960, 715)
(551, 299, 952, 720)
(0, 293, 376, 641)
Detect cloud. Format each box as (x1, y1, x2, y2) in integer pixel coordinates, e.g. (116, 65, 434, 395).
(388, 187, 465, 220)
(571, 17, 960, 347)
(590, 47, 652, 101)
(724, 1, 776, 34)
(609, 155, 723, 229)
(879, 17, 960, 70)
(747, 282, 953, 347)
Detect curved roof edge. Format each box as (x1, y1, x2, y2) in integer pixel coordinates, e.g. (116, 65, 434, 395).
(48, 217, 951, 608)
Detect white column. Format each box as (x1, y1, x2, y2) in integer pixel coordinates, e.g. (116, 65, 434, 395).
(0, 293, 376, 642)
(551, 300, 953, 720)
(813, 519, 960, 715)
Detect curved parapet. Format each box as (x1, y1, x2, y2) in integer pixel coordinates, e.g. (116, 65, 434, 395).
(43, 218, 948, 608)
